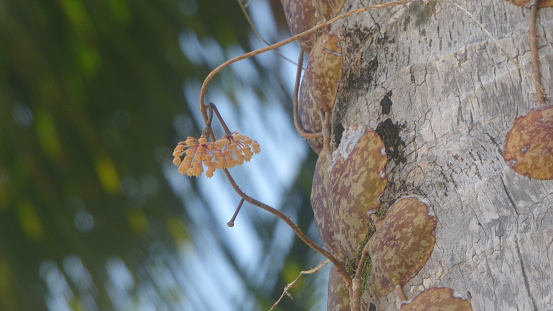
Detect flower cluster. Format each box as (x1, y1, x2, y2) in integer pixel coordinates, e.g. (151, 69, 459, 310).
(173, 132, 261, 178)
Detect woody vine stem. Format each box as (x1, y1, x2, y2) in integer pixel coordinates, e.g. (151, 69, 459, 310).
(198, 0, 415, 120)
(208, 102, 351, 284)
(195, 1, 416, 288)
(194, 0, 419, 291)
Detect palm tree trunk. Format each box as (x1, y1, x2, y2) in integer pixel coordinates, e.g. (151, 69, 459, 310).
(323, 1, 553, 309)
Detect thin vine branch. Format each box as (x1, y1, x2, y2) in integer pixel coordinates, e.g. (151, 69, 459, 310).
(220, 168, 352, 286)
(351, 240, 371, 311)
(207, 103, 231, 134)
(269, 260, 331, 311)
(236, 0, 298, 67)
(199, 0, 416, 122)
(448, 1, 545, 96)
(227, 198, 245, 227)
(199, 103, 345, 279)
(529, 0, 546, 104)
(293, 49, 324, 139)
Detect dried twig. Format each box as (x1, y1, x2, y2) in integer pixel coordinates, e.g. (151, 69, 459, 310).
(269, 260, 331, 311)
(529, 0, 546, 104)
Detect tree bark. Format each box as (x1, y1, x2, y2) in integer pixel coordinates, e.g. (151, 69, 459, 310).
(323, 1, 553, 309)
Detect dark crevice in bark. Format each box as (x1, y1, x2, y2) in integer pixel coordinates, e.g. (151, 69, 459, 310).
(375, 118, 407, 165)
(380, 91, 393, 115)
(500, 176, 520, 216)
(515, 237, 538, 311)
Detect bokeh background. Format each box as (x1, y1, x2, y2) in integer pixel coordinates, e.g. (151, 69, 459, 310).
(0, 0, 328, 310)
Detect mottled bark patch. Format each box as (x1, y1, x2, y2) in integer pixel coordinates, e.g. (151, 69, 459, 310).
(314, 0, 346, 21)
(299, 31, 344, 154)
(368, 196, 436, 296)
(309, 32, 343, 113)
(503, 106, 553, 180)
(328, 266, 351, 311)
(280, 0, 317, 53)
(311, 128, 387, 262)
(280, 0, 347, 53)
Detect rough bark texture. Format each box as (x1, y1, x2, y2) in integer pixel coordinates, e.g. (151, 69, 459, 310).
(324, 1, 553, 310)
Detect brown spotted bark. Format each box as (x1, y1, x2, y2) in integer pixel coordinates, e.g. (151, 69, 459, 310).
(307, 1, 553, 310)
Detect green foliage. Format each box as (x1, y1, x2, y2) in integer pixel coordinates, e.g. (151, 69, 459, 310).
(0, 0, 321, 310)
(0, 0, 195, 309)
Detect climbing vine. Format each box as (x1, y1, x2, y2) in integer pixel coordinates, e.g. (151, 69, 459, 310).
(174, 0, 551, 310)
